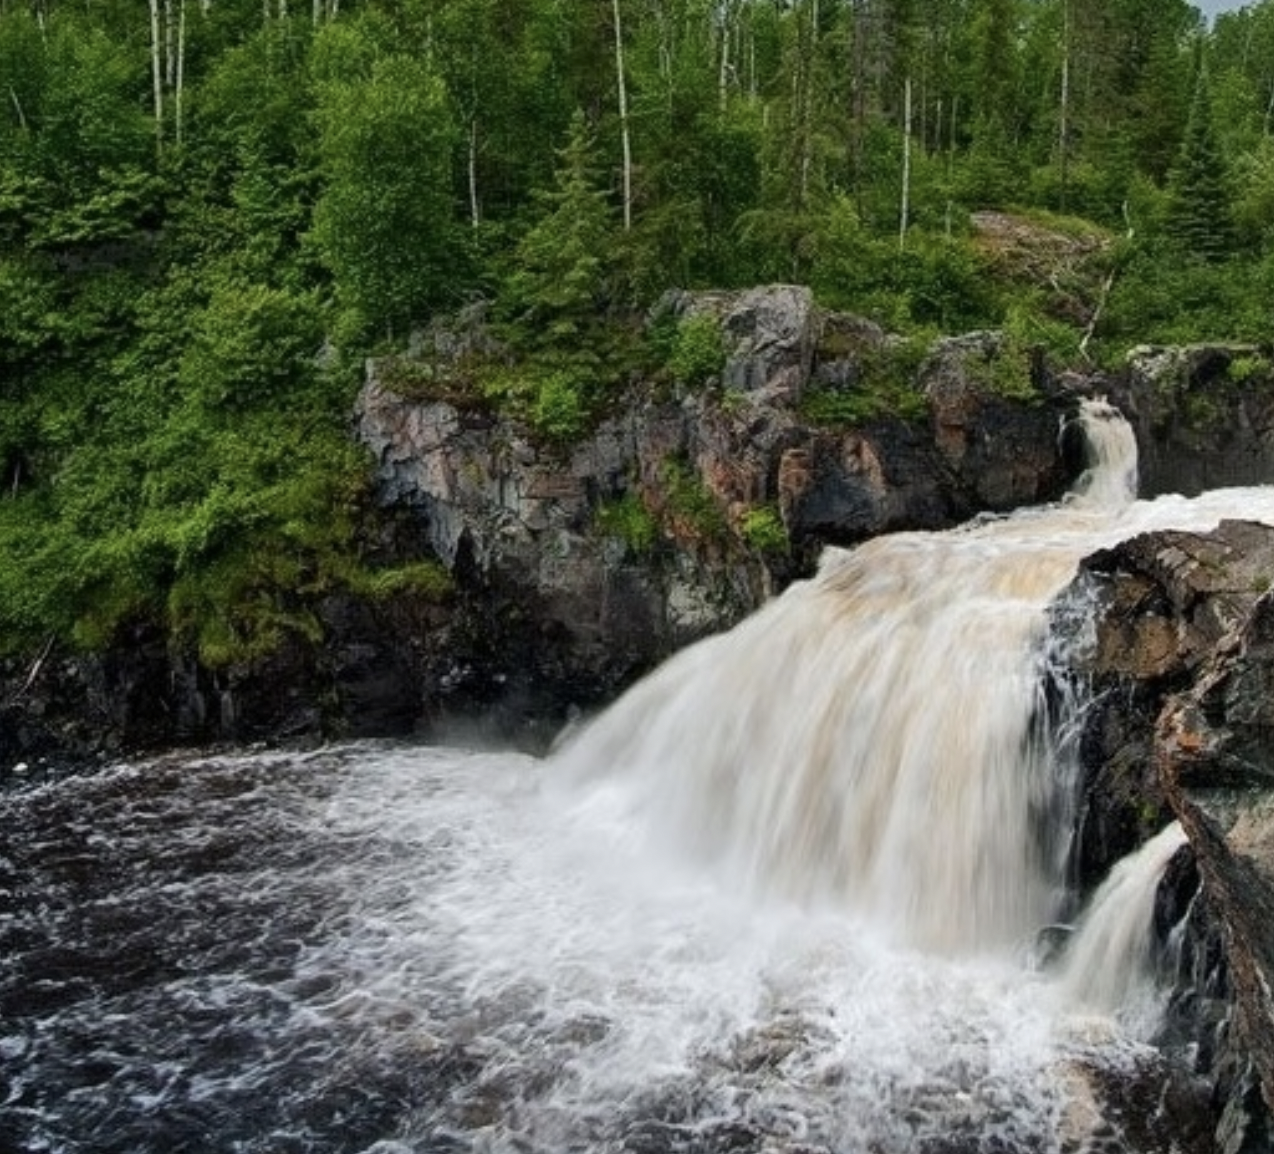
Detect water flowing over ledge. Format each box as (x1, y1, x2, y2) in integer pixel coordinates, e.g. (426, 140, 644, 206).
(550, 399, 1266, 958)
(4, 401, 1274, 1152)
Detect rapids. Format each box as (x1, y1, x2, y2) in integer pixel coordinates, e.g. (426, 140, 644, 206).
(3, 400, 1273, 1152)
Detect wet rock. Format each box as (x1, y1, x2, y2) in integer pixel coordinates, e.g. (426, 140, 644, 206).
(1062, 519, 1274, 1136)
(350, 292, 1081, 740)
(1156, 593, 1274, 1120)
(10, 313, 1274, 764)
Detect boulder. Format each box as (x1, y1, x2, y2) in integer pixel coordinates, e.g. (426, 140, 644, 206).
(1156, 592, 1274, 1122)
(667, 283, 819, 399)
(1116, 344, 1274, 497)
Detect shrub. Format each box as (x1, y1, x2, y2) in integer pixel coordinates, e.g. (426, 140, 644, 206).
(660, 457, 727, 540)
(799, 338, 929, 427)
(667, 312, 725, 388)
(739, 505, 788, 554)
(531, 368, 590, 443)
(595, 493, 659, 555)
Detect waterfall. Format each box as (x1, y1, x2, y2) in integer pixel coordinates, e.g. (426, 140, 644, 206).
(551, 398, 1263, 959)
(1060, 821, 1188, 1025)
(11, 398, 1274, 1151)
(552, 399, 1140, 952)
(1065, 395, 1139, 508)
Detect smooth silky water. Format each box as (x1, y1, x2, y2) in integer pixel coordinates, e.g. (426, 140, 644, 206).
(4, 401, 1274, 1152)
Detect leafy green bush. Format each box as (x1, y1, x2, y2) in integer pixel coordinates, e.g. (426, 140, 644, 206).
(531, 368, 590, 443)
(1226, 352, 1271, 385)
(659, 457, 727, 541)
(667, 313, 725, 388)
(739, 505, 788, 554)
(799, 338, 929, 427)
(479, 361, 593, 444)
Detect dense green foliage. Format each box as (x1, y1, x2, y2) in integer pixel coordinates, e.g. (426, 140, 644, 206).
(2, 0, 1273, 659)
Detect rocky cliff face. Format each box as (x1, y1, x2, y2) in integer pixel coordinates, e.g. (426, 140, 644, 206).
(1114, 344, 1274, 497)
(353, 286, 1077, 740)
(5, 289, 1274, 765)
(1061, 520, 1274, 1147)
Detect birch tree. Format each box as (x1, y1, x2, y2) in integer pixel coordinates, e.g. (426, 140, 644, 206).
(147, 0, 188, 152)
(612, 0, 632, 230)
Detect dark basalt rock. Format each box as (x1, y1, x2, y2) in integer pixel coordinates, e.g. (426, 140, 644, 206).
(1060, 519, 1274, 1138)
(1114, 344, 1274, 498)
(350, 289, 1078, 744)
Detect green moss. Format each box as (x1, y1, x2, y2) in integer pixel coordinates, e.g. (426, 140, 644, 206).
(477, 359, 598, 446)
(345, 560, 453, 601)
(961, 345, 1040, 402)
(1182, 390, 1223, 427)
(739, 505, 788, 554)
(800, 337, 928, 427)
(1226, 352, 1271, 385)
(659, 456, 727, 541)
(595, 493, 659, 555)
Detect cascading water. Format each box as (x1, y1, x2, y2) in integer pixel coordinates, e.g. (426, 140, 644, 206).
(1061, 822, 1189, 1025)
(549, 399, 1142, 953)
(4, 399, 1273, 1153)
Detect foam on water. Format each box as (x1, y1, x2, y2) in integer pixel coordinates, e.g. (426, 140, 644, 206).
(550, 402, 1274, 959)
(4, 401, 1273, 1150)
(0, 741, 1234, 1150)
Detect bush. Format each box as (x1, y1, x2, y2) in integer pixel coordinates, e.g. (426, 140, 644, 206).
(595, 493, 659, 555)
(667, 313, 725, 388)
(531, 368, 590, 443)
(799, 338, 929, 427)
(739, 505, 788, 554)
(659, 457, 727, 541)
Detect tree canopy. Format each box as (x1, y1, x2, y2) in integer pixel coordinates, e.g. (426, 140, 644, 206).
(1, 0, 1271, 660)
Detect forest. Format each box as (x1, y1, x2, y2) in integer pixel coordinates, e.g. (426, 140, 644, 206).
(2, 0, 1273, 665)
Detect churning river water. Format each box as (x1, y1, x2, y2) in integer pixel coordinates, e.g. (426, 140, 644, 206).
(5, 403, 1274, 1153)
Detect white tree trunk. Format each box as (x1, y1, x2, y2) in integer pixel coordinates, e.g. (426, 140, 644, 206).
(148, 0, 164, 153)
(899, 74, 912, 251)
(1059, 0, 1071, 208)
(8, 86, 27, 130)
(798, 0, 818, 209)
(468, 117, 480, 228)
(717, 2, 730, 114)
(612, 0, 632, 231)
(175, 0, 186, 146)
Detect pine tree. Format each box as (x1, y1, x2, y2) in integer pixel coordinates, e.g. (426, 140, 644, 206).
(1167, 70, 1236, 262)
(500, 110, 615, 351)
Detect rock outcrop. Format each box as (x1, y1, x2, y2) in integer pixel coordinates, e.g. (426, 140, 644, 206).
(6, 291, 1274, 769)
(4, 290, 1086, 764)
(1115, 344, 1274, 498)
(352, 287, 1078, 741)
(1061, 520, 1274, 1144)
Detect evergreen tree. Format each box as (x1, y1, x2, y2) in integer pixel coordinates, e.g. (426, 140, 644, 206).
(499, 110, 615, 351)
(1167, 70, 1236, 262)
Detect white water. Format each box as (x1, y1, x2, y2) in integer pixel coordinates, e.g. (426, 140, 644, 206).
(1062, 822, 1189, 1026)
(550, 400, 1261, 958)
(6, 400, 1273, 1151)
